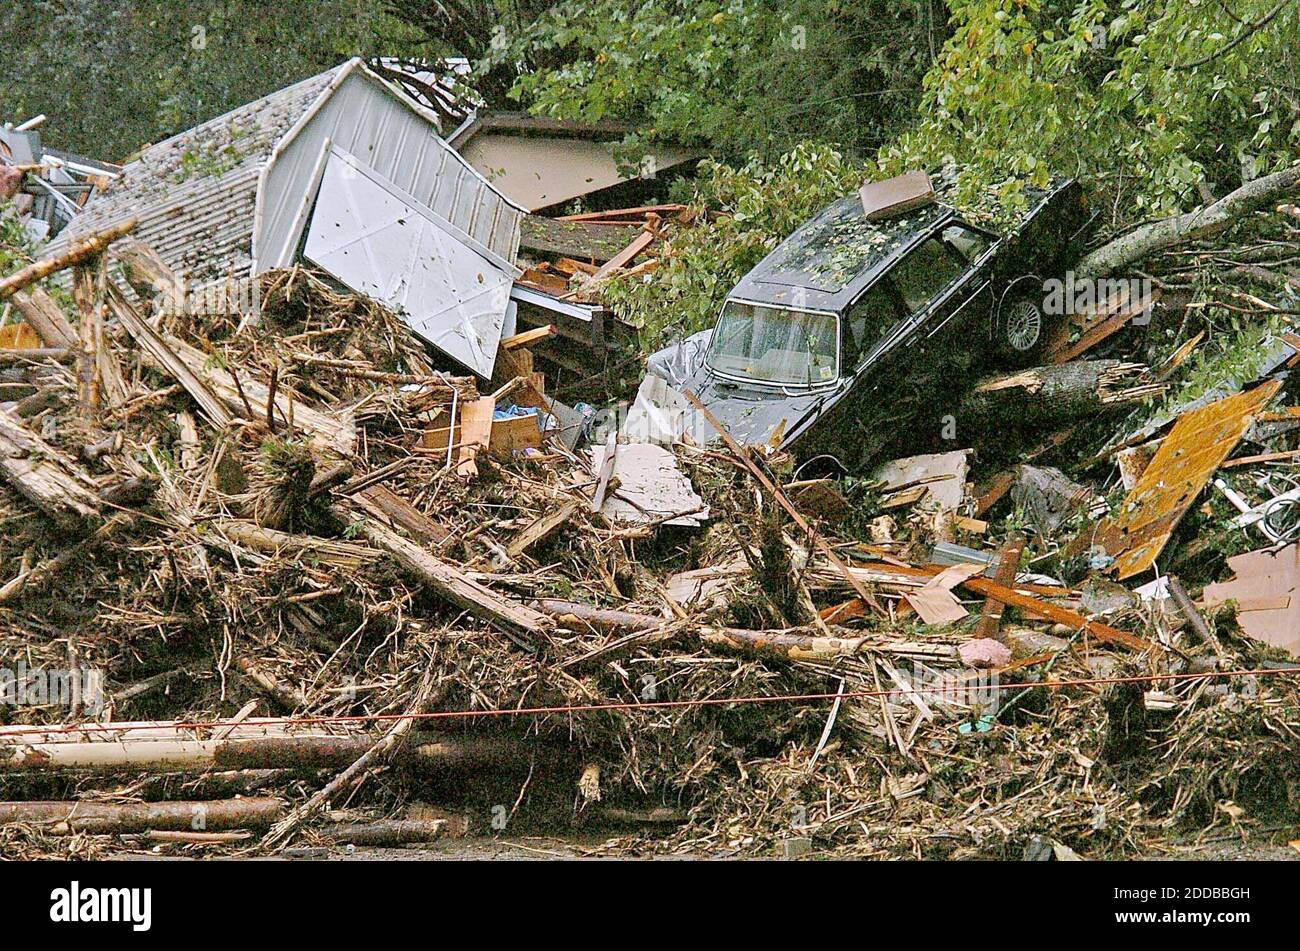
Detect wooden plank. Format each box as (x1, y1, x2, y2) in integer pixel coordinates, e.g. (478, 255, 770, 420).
(972, 533, 1025, 641)
(503, 497, 580, 562)
(500, 325, 557, 350)
(455, 396, 495, 478)
(588, 229, 656, 282)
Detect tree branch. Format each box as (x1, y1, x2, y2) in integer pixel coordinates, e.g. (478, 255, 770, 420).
(1076, 165, 1300, 278)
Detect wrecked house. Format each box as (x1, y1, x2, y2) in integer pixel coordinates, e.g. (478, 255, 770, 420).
(44, 58, 525, 379)
(448, 113, 698, 213)
(1, 119, 121, 242)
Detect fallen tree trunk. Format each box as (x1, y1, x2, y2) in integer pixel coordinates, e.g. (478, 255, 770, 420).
(0, 218, 137, 300)
(1077, 165, 1300, 278)
(0, 797, 281, 833)
(0, 407, 102, 526)
(0, 731, 533, 774)
(959, 360, 1164, 424)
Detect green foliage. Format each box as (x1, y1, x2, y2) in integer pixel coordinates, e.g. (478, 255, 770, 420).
(600, 142, 869, 348)
(880, 0, 1300, 229)
(0, 201, 37, 276)
(492, 0, 939, 162)
(0, 1, 433, 162)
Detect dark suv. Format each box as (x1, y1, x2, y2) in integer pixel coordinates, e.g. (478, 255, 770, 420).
(651, 176, 1092, 469)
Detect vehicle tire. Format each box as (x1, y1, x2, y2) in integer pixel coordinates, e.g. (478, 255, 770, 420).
(998, 294, 1045, 365)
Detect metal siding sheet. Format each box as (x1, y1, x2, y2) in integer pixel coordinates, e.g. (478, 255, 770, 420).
(261, 71, 520, 273)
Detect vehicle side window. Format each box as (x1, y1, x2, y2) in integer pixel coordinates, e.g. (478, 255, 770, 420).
(942, 224, 989, 264)
(889, 236, 966, 314)
(842, 280, 906, 368)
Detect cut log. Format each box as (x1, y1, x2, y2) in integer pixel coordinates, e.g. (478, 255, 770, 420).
(0, 407, 102, 526)
(959, 360, 1165, 424)
(0, 217, 137, 300)
(0, 798, 281, 833)
(323, 819, 450, 846)
(8, 288, 76, 348)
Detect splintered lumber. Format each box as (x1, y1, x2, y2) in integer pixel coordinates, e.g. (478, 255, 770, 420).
(170, 324, 355, 455)
(71, 257, 105, 410)
(0, 217, 137, 300)
(353, 484, 451, 547)
(116, 239, 184, 310)
(960, 360, 1165, 424)
(1091, 380, 1283, 579)
(359, 518, 553, 643)
(10, 288, 77, 348)
(106, 284, 231, 427)
(501, 497, 580, 563)
(214, 520, 379, 569)
(0, 798, 282, 834)
(684, 389, 882, 612)
(0, 407, 101, 526)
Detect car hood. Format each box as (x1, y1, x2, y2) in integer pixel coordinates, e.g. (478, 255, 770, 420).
(678, 369, 837, 449)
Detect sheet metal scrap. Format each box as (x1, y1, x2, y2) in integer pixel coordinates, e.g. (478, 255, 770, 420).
(1203, 542, 1300, 658)
(1092, 379, 1282, 579)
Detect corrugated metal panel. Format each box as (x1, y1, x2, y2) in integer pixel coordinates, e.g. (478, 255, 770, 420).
(258, 69, 521, 273)
(303, 148, 513, 378)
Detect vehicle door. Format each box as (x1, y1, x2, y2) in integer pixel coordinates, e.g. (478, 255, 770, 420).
(881, 224, 996, 436)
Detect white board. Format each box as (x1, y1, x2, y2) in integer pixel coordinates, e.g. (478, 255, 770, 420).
(304, 148, 514, 378)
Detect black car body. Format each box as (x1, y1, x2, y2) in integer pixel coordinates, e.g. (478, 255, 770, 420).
(653, 176, 1092, 470)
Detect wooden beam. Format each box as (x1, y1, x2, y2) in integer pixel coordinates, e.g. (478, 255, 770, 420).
(0, 218, 137, 300)
(500, 324, 557, 350)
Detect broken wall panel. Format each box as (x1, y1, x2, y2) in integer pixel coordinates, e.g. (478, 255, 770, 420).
(1091, 380, 1282, 579)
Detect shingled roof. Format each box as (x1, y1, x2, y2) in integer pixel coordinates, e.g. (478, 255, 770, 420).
(46, 64, 346, 289)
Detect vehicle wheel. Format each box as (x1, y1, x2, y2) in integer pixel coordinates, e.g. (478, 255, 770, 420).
(999, 295, 1044, 364)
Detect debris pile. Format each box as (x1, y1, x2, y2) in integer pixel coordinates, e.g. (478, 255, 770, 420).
(1, 164, 1299, 861)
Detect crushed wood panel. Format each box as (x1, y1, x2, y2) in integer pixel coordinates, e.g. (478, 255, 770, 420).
(1093, 380, 1282, 579)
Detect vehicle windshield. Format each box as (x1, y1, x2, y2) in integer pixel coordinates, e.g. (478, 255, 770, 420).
(707, 301, 839, 386)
